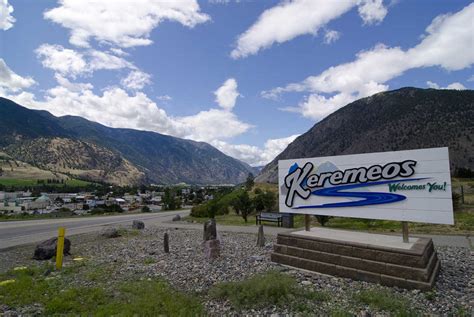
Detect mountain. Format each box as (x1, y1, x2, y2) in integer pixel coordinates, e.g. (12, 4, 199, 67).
(257, 88, 474, 183)
(0, 97, 256, 185)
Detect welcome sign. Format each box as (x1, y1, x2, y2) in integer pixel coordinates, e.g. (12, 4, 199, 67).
(278, 147, 453, 224)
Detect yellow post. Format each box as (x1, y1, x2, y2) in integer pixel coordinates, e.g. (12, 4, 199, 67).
(56, 227, 66, 270)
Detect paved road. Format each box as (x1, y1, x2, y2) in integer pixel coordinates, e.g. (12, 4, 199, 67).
(0, 210, 188, 250)
(1, 210, 472, 250)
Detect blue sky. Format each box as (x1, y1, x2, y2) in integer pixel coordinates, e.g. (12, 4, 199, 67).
(0, 0, 473, 166)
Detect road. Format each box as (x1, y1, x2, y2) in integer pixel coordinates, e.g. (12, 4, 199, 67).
(0, 210, 189, 250)
(1, 210, 471, 250)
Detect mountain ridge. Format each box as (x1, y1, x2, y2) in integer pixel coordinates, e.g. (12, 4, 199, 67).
(257, 87, 474, 183)
(0, 97, 257, 185)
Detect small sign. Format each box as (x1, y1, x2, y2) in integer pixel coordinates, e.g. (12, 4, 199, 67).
(278, 147, 453, 224)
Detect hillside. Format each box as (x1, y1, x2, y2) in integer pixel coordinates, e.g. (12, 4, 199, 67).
(257, 88, 474, 183)
(0, 97, 256, 185)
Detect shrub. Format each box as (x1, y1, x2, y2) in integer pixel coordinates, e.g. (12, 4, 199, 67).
(209, 271, 328, 310)
(141, 206, 151, 213)
(354, 289, 414, 315)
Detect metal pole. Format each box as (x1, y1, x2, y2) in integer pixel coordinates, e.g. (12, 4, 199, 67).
(56, 227, 66, 270)
(402, 221, 409, 243)
(305, 214, 311, 231)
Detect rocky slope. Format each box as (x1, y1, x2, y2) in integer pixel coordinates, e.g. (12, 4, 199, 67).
(257, 88, 474, 183)
(0, 97, 256, 185)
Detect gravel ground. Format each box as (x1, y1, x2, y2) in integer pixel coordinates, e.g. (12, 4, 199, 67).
(0, 224, 472, 316)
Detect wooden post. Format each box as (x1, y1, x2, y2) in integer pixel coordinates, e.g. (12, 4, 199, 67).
(164, 232, 169, 253)
(305, 214, 311, 231)
(56, 227, 66, 270)
(402, 221, 409, 243)
(461, 185, 465, 204)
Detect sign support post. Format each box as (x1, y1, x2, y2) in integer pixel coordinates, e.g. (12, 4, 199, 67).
(402, 222, 409, 243)
(304, 214, 310, 231)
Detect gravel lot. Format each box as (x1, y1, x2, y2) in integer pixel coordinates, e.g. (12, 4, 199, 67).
(0, 224, 472, 316)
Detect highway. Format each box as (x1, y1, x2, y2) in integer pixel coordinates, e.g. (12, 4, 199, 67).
(0, 210, 189, 250)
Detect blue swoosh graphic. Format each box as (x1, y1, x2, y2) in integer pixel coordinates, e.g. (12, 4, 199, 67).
(293, 178, 427, 209)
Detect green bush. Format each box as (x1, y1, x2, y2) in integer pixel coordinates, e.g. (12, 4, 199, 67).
(209, 271, 328, 310)
(354, 289, 415, 315)
(141, 205, 151, 213)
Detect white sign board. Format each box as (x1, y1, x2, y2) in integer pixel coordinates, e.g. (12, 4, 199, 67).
(278, 147, 453, 224)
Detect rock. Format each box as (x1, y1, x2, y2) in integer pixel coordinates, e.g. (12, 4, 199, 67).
(172, 215, 181, 221)
(132, 220, 145, 230)
(101, 227, 120, 238)
(203, 239, 220, 260)
(203, 219, 217, 241)
(250, 255, 264, 261)
(301, 280, 312, 286)
(256, 225, 265, 247)
(33, 237, 71, 260)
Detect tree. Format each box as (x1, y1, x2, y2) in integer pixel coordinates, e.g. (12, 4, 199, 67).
(232, 191, 253, 222)
(254, 191, 276, 213)
(245, 173, 254, 191)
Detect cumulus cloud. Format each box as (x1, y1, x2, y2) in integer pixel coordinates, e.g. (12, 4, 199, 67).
(426, 81, 466, 90)
(265, 3, 474, 120)
(0, 59, 35, 93)
(214, 78, 240, 110)
(121, 70, 152, 91)
(4, 75, 251, 144)
(357, 0, 388, 25)
(231, 0, 388, 59)
(0, 0, 15, 30)
(35, 44, 87, 78)
(324, 29, 340, 44)
(212, 134, 300, 166)
(44, 0, 210, 48)
(35, 44, 134, 78)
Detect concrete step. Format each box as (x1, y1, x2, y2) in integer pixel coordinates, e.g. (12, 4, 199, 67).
(273, 243, 438, 282)
(276, 232, 434, 268)
(271, 252, 440, 291)
(272, 230, 441, 290)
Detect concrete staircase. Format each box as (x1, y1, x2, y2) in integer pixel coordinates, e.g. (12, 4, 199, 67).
(271, 231, 440, 290)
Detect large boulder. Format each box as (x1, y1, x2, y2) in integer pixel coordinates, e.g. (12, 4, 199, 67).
(203, 219, 217, 241)
(172, 215, 181, 221)
(33, 237, 71, 260)
(132, 220, 145, 230)
(101, 227, 120, 238)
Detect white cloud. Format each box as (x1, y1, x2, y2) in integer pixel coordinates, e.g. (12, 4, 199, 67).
(446, 82, 466, 90)
(121, 70, 152, 91)
(214, 78, 240, 110)
(357, 0, 388, 25)
(324, 29, 340, 44)
(4, 75, 251, 145)
(467, 75, 474, 82)
(230, 0, 388, 59)
(157, 95, 172, 101)
(427, 81, 466, 90)
(36, 44, 135, 78)
(265, 3, 474, 120)
(0, 0, 15, 30)
(44, 0, 210, 48)
(0, 59, 35, 93)
(35, 44, 87, 78)
(212, 134, 300, 166)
